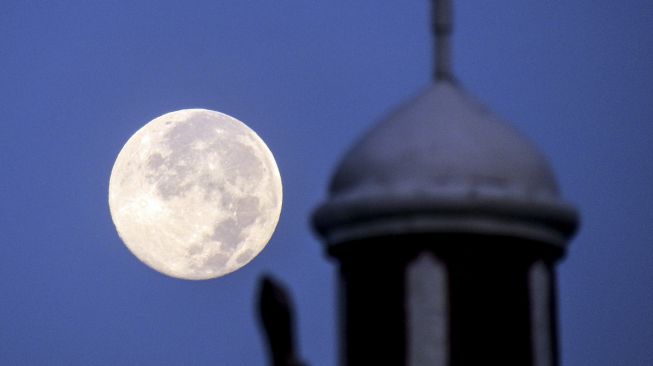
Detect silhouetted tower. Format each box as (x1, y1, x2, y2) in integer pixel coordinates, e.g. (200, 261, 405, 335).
(312, 1, 579, 365)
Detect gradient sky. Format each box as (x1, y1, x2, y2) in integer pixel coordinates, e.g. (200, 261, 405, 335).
(1, 1, 652, 365)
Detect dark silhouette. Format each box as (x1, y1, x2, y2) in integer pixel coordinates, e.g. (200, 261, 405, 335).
(258, 275, 306, 366)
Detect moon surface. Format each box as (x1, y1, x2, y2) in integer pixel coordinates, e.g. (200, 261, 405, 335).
(109, 109, 282, 280)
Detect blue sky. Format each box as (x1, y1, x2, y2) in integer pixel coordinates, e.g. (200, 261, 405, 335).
(1, 1, 652, 365)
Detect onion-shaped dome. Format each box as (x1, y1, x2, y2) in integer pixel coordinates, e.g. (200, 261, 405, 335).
(313, 81, 578, 247)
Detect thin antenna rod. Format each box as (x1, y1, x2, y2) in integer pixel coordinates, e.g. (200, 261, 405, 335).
(432, 0, 453, 81)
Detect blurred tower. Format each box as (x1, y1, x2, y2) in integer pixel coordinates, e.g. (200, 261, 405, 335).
(311, 0, 579, 365)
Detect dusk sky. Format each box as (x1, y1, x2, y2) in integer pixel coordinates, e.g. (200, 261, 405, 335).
(1, 1, 652, 365)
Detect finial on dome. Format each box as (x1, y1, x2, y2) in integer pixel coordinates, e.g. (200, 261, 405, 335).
(432, 0, 453, 81)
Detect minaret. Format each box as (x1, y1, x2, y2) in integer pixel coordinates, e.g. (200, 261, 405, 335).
(311, 1, 579, 365)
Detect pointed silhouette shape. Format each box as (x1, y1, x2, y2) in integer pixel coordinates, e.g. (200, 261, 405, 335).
(258, 275, 307, 366)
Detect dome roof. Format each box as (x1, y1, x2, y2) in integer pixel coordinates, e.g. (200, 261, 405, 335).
(313, 81, 578, 247)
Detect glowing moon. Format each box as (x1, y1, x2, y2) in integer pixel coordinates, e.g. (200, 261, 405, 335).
(108, 109, 282, 280)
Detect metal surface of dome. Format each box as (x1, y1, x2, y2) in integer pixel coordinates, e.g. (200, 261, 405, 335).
(330, 81, 559, 198)
(313, 81, 578, 247)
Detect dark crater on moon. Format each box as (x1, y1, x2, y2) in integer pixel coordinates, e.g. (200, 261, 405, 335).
(207, 196, 260, 254)
(236, 249, 254, 265)
(205, 253, 229, 269)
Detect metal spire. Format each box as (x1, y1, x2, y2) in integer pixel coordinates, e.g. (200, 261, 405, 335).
(432, 0, 453, 81)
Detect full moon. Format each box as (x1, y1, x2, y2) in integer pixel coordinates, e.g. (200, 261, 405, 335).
(108, 109, 282, 280)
